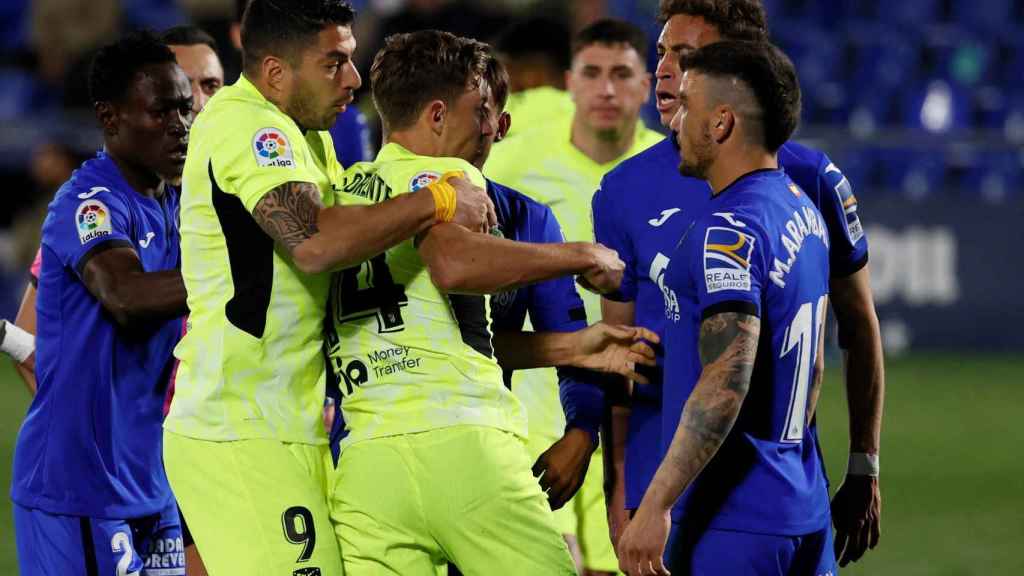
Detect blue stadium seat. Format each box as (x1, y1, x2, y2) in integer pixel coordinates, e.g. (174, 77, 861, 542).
(844, 24, 919, 96)
(954, 150, 1023, 202)
(888, 0, 944, 26)
(877, 148, 947, 198)
(901, 80, 973, 133)
(951, 0, 1015, 33)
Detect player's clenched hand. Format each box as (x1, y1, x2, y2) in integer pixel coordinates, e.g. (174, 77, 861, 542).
(573, 323, 659, 383)
(532, 428, 594, 510)
(831, 474, 881, 567)
(577, 243, 624, 294)
(617, 506, 671, 576)
(448, 175, 497, 233)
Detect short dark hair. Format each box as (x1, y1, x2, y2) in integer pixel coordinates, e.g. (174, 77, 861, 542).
(680, 40, 800, 152)
(370, 30, 491, 133)
(241, 0, 355, 72)
(483, 47, 511, 110)
(658, 0, 768, 42)
(89, 30, 177, 104)
(493, 17, 571, 72)
(160, 25, 218, 52)
(572, 18, 647, 59)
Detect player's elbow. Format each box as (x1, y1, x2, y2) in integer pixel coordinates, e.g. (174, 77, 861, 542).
(291, 240, 334, 275)
(426, 257, 466, 293)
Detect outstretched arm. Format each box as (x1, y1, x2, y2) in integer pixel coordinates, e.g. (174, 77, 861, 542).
(616, 312, 760, 576)
(251, 177, 495, 275)
(416, 222, 623, 295)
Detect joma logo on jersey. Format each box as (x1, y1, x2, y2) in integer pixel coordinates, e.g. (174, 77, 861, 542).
(704, 227, 755, 293)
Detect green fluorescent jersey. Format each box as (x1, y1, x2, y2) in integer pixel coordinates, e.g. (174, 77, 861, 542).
(501, 86, 574, 141)
(328, 143, 527, 448)
(166, 74, 342, 444)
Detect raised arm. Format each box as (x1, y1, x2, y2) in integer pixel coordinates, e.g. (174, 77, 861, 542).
(416, 222, 623, 295)
(617, 312, 760, 576)
(81, 248, 188, 331)
(250, 177, 494, 275)
(829, 264, 884, 567)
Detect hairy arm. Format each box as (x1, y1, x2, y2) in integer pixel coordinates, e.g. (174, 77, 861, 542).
(640, 312, 760, 511)
(416, 222, 612, 295)
(251, 181, 437, 274)
(81, 248, 188, 331)
(12, 283, 37, 394)
(831, 266, 884, 455)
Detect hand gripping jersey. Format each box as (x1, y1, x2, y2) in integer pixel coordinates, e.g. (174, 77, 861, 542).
(327, 143, 526, 448)
(166, 74, 342, 444)
(594, 137, 870, 510)
(12, 152, 182, 517)
(662, 169, 832, 535)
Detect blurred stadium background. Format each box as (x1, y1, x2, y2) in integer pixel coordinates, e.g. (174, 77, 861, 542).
(0, 0, 1021, 573)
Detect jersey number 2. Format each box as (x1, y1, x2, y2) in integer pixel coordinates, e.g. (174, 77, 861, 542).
(779, 295, 827, 443)
(334, 253, 408, 333)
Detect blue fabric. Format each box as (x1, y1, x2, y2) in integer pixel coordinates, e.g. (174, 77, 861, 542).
(667, 517, 837, 576)
(329, 106, 374, 166)
(14, 499, 184, 575)
(12, 152, 181, 519)
(662, 169, 831, 535)
(486, 179, 603, 443)
(593, 137, 870, 510)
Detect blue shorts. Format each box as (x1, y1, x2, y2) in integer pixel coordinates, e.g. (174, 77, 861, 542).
(667, 520, 837, 576)
(14, 500, 184, 576)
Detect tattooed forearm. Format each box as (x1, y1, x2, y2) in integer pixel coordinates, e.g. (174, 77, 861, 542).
(251, 182, 323, 251)
(643, 313, 760, 509)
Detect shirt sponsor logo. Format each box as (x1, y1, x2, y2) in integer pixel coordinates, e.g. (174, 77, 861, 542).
(649, 252, 679, 321)
(704, 226, 755, 293)
(252, 128, 294, 168)
(76, 199, 112, 244)
(409, 171, 440, 192)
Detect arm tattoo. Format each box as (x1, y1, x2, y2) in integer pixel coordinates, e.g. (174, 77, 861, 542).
(648, 313, 760, 505)
(251, 182, 323, 251)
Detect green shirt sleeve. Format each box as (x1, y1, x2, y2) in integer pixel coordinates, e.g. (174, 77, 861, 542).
(210, 107, 323, 214)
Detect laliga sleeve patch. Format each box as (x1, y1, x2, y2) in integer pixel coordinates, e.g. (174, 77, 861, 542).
(252, 127, 295, 168)
(703, 226, 755, 293)
(75, 199, 113, 244)
(409, 171, 440, 192)
(826, 162, 864, 244)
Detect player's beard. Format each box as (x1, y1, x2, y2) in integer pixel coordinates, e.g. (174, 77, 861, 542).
(287, 78, 334, 131)
(678, 124, 714, 180)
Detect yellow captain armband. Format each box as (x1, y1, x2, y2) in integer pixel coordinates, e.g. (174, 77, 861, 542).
(426, 170, 463, 223)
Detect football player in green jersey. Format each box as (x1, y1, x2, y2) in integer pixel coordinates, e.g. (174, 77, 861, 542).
(163, 1, 499, 574)
(326, 30, 633, 575)
(487, 19, 664, 576)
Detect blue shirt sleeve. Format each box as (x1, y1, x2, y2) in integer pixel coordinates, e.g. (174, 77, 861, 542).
(524, 204, 605, 444)
(692, 213, 767, 320)
(592, 179, 637, 302)
(44, 187, 134, 279)
(816, 154, 869, 278)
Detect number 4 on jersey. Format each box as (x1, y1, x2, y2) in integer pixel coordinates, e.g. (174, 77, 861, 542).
(333, 253, 408, 333)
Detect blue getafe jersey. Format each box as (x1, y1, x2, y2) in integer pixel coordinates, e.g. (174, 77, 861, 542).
(12, 152, 182, 518)
(486, 180, 604, 439)
(329, 105, 373, 166)
(593, 136, 869, 509)
(328, 179, 604, 459)
(663, 169, 831, 534)
(592, 136, 712, 509)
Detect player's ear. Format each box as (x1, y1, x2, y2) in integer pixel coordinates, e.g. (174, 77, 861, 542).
(640, 72, 652, 103)
(427, 100, 446, 136)
(262, 55, 288, 95)
(95, 101, 118, 136)
(495, 111, 511, 142)
(713, 105, 734, 144)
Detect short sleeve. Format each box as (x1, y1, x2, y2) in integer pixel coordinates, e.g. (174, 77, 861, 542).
(692, 215, 766, 320)
(211, 110, 322, 214)
(29, 247, 42, 286)
(526, 205, 588, 333)
(592, 180, 637, 302)
(817, 156, 869, 278)
(44, 188, 134, 278)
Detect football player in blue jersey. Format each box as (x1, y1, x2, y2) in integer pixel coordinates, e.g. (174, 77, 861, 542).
(11, 31, 192, 576)
(617, 39, 834, 576)
(596, 1, 884, 568)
